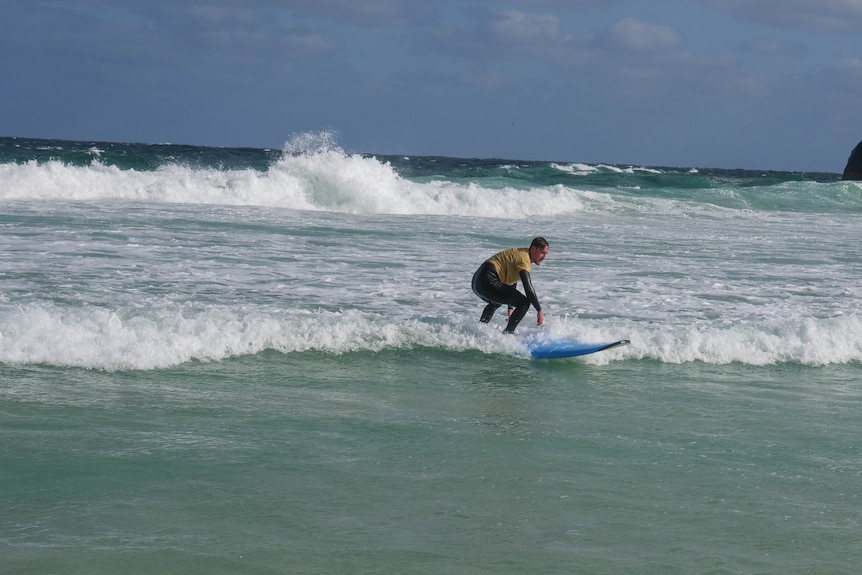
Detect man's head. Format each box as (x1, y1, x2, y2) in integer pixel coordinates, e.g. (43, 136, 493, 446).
(529, 237, 550, 265)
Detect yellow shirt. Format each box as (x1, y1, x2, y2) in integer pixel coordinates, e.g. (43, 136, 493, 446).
(487, 248, 531, 285)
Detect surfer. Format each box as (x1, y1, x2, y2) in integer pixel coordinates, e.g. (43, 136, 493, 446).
(471, 237, 549, 333)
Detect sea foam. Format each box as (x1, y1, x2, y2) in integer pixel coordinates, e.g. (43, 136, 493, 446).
(0, 144, 593, 218)
(2, 302, 860, 371)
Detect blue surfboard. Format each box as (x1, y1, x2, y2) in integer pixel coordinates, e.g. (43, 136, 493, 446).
(525, 338, 630, 359)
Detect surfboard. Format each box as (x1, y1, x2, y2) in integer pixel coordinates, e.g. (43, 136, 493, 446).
(525, 338, 630, 359)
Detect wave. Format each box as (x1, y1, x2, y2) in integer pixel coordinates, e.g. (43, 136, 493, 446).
(2, 303, 860, 370)
(0, 146, 589, 220)
(2, 133, 857, 217)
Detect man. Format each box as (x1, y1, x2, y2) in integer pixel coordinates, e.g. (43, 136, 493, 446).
(471, 237, 549, 334)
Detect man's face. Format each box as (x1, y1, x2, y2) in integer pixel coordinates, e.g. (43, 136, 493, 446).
(530, 246, 549, 265)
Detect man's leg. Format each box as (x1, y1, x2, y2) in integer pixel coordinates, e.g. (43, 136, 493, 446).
(480, 302, 501, 323)
(473, 263, 503, 323)
(473, 262, 528, 331)
(503, 296, 530, 333)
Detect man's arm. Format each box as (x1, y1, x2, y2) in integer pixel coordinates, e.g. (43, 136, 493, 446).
(519, 270, 540, 309)
(520, 270, 544, 326)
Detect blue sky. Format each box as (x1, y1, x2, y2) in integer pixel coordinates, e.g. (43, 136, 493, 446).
(2, 0, 860, 171)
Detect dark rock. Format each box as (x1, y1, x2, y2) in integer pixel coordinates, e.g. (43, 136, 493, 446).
(842, 140, 862, 180)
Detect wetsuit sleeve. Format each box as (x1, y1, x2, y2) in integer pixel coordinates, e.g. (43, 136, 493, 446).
(519, 270, 541, 311)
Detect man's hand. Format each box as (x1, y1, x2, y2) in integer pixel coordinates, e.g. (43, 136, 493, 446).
(537, 310, 545, 326)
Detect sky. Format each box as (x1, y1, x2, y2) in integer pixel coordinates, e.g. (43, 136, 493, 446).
(2, 0, 861, 172)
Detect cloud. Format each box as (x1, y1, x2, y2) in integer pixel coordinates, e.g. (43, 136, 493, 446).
(741, 38, 807, 56)
(418, 8, 581, 63)
(282, 29, 338, 55)
(713, 0, 862, 31)
(597, 17, 684, 53)
(487, 10, 570, 49)
(506, 0, 611, 4)
(270, 0, 436, 27)
(838, 57, 862, 71)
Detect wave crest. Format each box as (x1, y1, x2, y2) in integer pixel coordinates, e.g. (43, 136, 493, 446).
(2, 303, 860, 370)
(0, 133, 591, 218)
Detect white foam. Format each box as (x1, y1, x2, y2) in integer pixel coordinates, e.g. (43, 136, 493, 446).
(2, 136, 859, 371)
(0, 143, 599, 218)
(2, 301, 860, 370)
(551, 162, 598, 174)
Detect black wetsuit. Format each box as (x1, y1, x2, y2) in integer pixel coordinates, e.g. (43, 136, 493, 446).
(471, 261, 541, 333)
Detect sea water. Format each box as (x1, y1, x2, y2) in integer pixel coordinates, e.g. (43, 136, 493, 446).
(1, 134, 861, 574)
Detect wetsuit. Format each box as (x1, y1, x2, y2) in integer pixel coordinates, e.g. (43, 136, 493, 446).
(471, 247, 541, 333)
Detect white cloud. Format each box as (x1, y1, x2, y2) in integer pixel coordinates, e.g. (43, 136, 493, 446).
(272, 0, 435, 27)
(598, 17, 684, 53)
(507, 0, 611, 5)
(838, 57, 862, 71)
(489, 10, 569, 46)
(713, 0, 862, 31)
(742, 39, 807, 56)
(283, 30, 338, 55)
(418, 8, 582, 63)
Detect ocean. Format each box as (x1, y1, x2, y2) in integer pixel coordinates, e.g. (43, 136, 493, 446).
(1, 133, 860, 574)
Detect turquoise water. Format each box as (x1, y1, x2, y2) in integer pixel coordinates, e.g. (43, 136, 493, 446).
(2, 135, 861, 573)
(5, 355, 860, 573)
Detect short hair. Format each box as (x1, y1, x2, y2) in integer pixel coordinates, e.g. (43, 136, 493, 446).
(530, 237, 549, 250)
